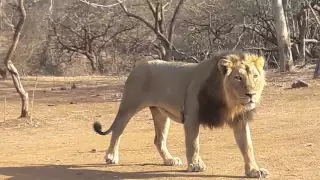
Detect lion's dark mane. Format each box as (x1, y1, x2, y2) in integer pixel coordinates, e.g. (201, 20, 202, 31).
(196, 52, 256, 129)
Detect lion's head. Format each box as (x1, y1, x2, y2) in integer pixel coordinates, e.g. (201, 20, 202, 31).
(218, 53, 266, 111)
(198, 51, 266, 128)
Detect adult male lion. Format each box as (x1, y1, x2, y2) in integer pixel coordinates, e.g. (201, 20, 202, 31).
(93, 51, 269, 178)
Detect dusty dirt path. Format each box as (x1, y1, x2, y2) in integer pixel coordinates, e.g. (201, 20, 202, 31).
(0, 71, 319, 180)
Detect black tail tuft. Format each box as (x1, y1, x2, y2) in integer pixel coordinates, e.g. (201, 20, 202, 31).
(93, 121, 112, 135)
(93, 121, 102, 133)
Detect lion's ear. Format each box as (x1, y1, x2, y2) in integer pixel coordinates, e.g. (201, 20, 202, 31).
(218, 59, 233, 76)
(254, 56, 265, 71)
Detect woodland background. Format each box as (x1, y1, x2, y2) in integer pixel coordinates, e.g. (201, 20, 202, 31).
(0, 0, 320, 77)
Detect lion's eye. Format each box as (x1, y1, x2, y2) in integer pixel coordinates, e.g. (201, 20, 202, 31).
(253, 74, 258, 79)
(234, 75, 242, 81)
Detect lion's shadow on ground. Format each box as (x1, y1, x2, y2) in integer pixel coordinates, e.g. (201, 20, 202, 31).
(0, 164, 247, 180)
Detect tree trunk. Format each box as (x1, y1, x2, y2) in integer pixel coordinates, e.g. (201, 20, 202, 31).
(158, 45, 167, 60)
(272, 0, 294, 72)
(86, 54, 98, 73)
(163, 49, 173, 61)
(298, 4, 308, 65)
(315, 59, 320, 78)
(40, 14, 53, 71)
(97, 56, 105, 74)
(3, 0, 29, 118)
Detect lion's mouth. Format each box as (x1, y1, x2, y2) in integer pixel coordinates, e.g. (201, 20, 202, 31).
(244, 101, 256, 111)
(238, 97, 256, 110)
(238, 97, 255, 104)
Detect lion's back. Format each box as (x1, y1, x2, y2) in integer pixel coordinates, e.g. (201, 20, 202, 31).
(122, 60, 196, 107)
(128, 59, 195, 84)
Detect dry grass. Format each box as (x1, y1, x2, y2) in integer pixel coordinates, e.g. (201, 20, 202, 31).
(0, 69, 319, 180)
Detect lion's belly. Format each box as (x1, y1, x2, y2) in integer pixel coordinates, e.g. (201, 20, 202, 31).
(158, 105, 182, 123)
(145, 87, 184, 123)
(146, 95, 183, 123)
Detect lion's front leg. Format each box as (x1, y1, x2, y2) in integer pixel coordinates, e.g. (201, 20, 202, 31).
(232, 121, 269, 178)
(184, 120, 206, 172)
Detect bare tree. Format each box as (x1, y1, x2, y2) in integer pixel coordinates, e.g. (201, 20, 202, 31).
(3, 0, 29, 118)
(51, 3, 136, 73)
(182, 1, 240, 60)
(117, 0, 188, 61)
(272, 0, 294, 71)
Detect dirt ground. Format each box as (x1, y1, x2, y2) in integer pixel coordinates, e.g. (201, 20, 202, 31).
(0, 70, 319, 180)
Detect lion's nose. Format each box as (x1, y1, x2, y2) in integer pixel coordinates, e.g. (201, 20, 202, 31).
(245, 92, 256, 98)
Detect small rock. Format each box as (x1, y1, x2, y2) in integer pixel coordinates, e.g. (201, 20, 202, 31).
(48, 104, 55, 106)
(291, 80, 309, 88)
(92, 94, 102, 97)
(71, 84, 77, 89)
(70, 101, 77, 104)
(51, 87, 59, 91)
(305, 143, 314, 147)
(90, 149, 97, 153)
(60, 86, 68, 90)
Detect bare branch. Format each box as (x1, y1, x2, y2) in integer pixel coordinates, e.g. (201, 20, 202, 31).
(117, 1, 155, 31)
(117, 0, 171, 48)
(155, 1, 160, 32)
(244, 47, 278, 52)
(80, 0, 128, 8)
(305, 0, 320, 25)
(168, 0, 187, 43)
(163, 0, 172, 10)
(159, 1, 165, 33)
(48, 0, 53, 15)
(173, 48, 200, 63)
(4, 0, 26, 67)
(145, 0, 156, 18)
(233, 28, 246, 50)
(305, 39, 320, 43)
(242, 24, 277, 45)
(97, 25, 137, 52)
(295, 0, 320, 18)
(52, 23, 87, 54)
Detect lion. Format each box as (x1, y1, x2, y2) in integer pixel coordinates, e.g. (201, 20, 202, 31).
(93, 51, 269, 178)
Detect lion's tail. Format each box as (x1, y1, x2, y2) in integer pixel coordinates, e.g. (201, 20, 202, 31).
(93, 121, 113, 135)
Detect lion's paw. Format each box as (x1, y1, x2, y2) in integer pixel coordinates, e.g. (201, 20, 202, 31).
(164, 157, 182, 166)
(246, 168, 269, 178)
(104, 153, 119, 164)
(187, 162, 207, 172)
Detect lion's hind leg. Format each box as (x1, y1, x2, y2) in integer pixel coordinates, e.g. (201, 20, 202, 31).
(150, 106, 182, 166)
(105, 101, 142, 164)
